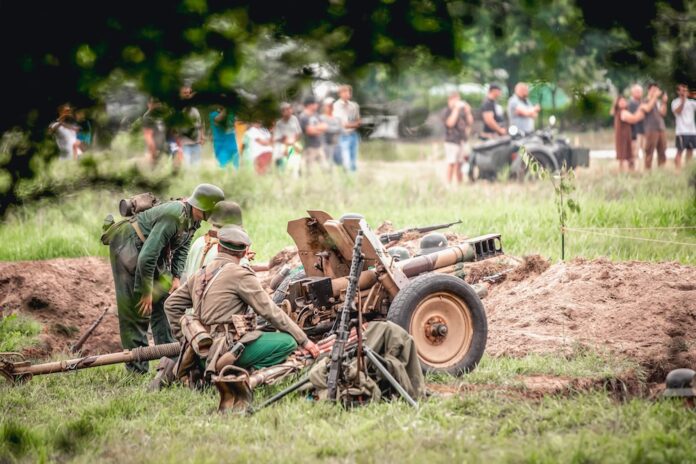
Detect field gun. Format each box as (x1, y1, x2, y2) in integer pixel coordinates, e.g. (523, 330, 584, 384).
(275, 211, 503, 375)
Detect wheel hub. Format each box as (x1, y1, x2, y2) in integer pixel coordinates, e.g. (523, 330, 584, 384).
(409, 292, 474, 368)
(425, 316, 448, 345)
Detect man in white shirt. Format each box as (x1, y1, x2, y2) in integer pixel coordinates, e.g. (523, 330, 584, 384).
(507, 82, 540, 134)
(333, 85, 361, 172)
(671, 83, 696, 168)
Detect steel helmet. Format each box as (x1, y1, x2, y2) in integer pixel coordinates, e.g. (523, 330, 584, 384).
(388, 246, 411, 262)
(419, 232, 449, 255)
(188, 184, 225, 213)
(663, 368, 695, 398)
(209, 201, 243, 230)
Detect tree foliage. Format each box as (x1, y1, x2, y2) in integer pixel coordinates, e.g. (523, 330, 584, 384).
(0, 0, 692, 216)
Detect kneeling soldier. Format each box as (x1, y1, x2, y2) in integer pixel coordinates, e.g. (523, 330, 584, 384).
(164, 226, 319, 387)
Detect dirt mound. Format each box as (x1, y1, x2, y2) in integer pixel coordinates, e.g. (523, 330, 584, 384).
(0, 258, 120, 358)
(3, 253, 695, 381)
(485, 258, 696, 380)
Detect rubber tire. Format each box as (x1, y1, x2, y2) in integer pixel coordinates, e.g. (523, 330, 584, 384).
(387, 273, 488, 376)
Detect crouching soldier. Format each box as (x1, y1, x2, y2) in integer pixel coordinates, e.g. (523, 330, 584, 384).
(163, 226, 319, 392)
(105, 183, 225, 373)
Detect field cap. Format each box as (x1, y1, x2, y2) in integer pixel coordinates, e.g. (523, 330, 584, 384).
(218, 226, 251, 251)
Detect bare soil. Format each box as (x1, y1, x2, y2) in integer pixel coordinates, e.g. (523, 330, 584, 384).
(1, 254, 694, 383)
(0, 257, 120, 357)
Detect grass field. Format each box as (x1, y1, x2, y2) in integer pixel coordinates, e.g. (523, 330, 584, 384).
(1, 139, 696, 463)
(0, 139, 694, 264)
(2, 350, 696, 463)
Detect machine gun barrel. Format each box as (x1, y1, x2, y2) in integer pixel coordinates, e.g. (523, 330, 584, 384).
(378, 219, 462, 244)
(326, 231, 364, 401)
(1, 342, 181, 383)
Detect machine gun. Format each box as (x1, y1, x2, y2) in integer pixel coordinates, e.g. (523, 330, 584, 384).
(378, 219, 462, 244)
(327, 230, 364, 401)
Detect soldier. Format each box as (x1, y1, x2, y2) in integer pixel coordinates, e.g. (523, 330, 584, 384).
(181, 201, 243, 282)
(662, 368, 695, 408)
(418, 232, 449, 256)
(164, 226, 320, 383)
(107, 183, 225, 373)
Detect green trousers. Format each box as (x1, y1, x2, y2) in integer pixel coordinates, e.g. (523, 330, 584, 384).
(236, 332, 298, 370)
(109, 224, 175, 374)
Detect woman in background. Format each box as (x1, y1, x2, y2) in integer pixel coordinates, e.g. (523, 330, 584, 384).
(612, 96, 644, 172)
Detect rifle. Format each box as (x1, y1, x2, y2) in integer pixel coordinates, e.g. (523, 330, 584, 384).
(326, 230, 364, 401)
(70, 304, 111, 353)
(378, 219, 462, 244)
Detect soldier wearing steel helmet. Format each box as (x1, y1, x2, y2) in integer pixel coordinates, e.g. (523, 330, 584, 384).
(107, 183, 224, 373)
(181, 200, 243, 282)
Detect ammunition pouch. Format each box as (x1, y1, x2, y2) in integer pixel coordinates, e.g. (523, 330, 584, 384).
(228, 314, 257, 339)
(180, 315, 213, 358)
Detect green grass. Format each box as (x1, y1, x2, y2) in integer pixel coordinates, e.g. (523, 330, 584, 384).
(1, 355, 694, 463)
(0, 141, 694, 264)
(0, 314, 41, 352)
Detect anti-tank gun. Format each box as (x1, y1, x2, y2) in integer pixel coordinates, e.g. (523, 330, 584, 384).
(276, 210, 503, 375)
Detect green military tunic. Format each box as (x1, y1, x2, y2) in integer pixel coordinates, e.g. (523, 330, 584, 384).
(109, 201, 199, 373)
(164, 253, 308, 373)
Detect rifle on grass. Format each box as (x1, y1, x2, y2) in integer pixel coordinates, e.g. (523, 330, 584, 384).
(326, 230, 364, 401)
(378, 219, 462, 244)
(70, 304, 111, 353)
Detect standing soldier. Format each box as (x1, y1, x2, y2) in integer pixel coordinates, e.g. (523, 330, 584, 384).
(107, 183, 225, 373)
(164, 226, 319, 385)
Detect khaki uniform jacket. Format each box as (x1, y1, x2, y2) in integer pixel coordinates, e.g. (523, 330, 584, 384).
(164, 253, 308, 347)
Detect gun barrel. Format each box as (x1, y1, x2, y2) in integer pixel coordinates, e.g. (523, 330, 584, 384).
(398, 244, 476, 277)
(4, 342, 181, 381)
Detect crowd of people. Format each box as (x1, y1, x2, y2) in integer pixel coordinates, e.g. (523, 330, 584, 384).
(612, 82, 696, 172)
(50, 84, 362, 175)
(439, 82, 542, 184)
(49, 79, 695, 179)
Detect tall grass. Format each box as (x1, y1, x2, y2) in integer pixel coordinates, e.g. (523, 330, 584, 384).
(0, 143, 693, 263)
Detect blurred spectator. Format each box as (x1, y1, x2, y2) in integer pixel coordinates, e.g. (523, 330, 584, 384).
(242, 121, 272, 174)
(612, 96, 645, 172)
(507, 82, 540, 134)
(48, 103, 81, 160)
(671, 83, 696, 168)
(209, 102, 239, 169)
(441, 91, 473, 185)
(272, 102, 302, 169)
(299, 96, 329, 173)
(333, 85, 361, 171)
(178, 85, 204, 166)
(75, 109, 92, 152)
(480, 84, 506, 138)
(320, 97, 343, 166)
(642, 83, 668, 169)
(142, 97, 169, 164)
(628, 85, 645, 163)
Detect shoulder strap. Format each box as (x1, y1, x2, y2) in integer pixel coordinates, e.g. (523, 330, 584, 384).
(193, 263, 232, 317)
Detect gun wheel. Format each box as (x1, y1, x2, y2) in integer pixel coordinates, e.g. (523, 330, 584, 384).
(387, 274, 487, 376)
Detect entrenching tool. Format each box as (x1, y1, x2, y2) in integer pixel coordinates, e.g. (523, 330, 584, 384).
(0, 342, 181, 384)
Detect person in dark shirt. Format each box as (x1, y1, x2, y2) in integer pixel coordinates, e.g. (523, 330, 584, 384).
(441, 91, 473, 184)
(480, 84, 506, 138)
(298, 96, 328, 173)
